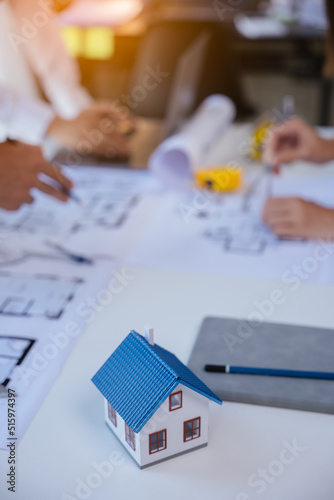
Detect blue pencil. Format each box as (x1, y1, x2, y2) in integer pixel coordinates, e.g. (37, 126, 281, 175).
(67, 190, 82, 205)
(52, 161, 82, 205)
(204, 364, 334, 380)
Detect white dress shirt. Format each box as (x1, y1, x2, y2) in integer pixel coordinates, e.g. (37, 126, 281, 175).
(0, 1, 54, 143)
(8, 0, 92, 119)
(0, 85, 54, 144)
(0, 0, 92, 144)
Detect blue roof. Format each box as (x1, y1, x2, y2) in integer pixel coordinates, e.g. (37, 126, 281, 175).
(92, 331, 222, 433)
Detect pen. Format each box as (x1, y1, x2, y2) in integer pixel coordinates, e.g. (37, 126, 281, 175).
(45, 241, 93, 265)
(242, 169, 264, 212)
(52, 161, 82, 205)
(243, 163, 273, 212)
(204, 365, 334, 380)
(264, 164, 273, 198)
(65, 190, 82, 205)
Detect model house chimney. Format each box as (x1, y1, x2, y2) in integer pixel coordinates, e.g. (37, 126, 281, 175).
(145, 325, 154, 345)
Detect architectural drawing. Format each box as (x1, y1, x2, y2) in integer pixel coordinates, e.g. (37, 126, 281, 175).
(203, 213, 279, 255)
(0, 167, 150, 238)
(0, 257, 116, 449)
(0, 272, 83, 319)
(177, 182, 279, 255)
(0, 208, 59, 235)
(70, 191, 139, 233)
(0, 191, 140, 236)
(204, 223, 272, 255)
(0, 336, 35, 386)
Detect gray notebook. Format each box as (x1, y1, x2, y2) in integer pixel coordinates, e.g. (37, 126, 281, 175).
(188, 317, 334, 414)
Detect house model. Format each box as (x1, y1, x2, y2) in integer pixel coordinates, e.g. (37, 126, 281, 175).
(92, 327, 222, 469)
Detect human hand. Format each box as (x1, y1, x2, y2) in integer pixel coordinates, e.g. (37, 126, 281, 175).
(263, 117, 334, 170)
(47, 102, 135, 159)
(0, 140, 73, 211)
(262, 196, 334, 240)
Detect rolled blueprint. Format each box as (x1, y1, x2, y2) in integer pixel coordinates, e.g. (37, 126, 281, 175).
(149, 94, 236, 187)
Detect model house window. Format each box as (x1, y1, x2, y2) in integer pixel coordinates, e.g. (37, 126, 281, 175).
(149, 430, 167, 454)
(125, 423, 136, 451)
(107, 403, 117, 427)
(169, 391, 182, 411)
(184, 417, 201, 442)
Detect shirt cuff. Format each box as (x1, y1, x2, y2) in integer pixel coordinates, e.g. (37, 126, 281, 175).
(0, 88, 55, 145)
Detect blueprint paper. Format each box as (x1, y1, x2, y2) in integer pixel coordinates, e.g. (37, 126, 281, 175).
(149, 95, 236, 187)
(0, 273, 83, 319)
(0, 255, 117, 449)
(0, 166, 160, 237)
(0, 166, 162, 448)
(127, 170, 334, 284)
(0, 166, 162, 262)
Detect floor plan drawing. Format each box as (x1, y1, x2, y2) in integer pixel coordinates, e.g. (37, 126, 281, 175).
(70, 191, 140, 233)
(0, 254, 117, 449)
(0, 273, 84, 319)
(0, 336, 35, 386)
(0, 192, 140, 236)
(0, 208, 62, 235)
(0, 167, 151, 239)
(127, 172, 334, 282)
(176, 184, 278, 255)
(0, 191, 140, 237)
(204, 219, 278, 255)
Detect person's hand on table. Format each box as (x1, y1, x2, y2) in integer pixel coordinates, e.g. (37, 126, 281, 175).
(47, 101, 135, 160)
(0, 140, 73, 211)
(264, 117, 334, 171)
(262, 197, 334, 240)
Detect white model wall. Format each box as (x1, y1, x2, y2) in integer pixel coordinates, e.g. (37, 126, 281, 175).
(139, 383, 209, 467)
(104, 399, 141, 465)
(104, 384, 210, 468)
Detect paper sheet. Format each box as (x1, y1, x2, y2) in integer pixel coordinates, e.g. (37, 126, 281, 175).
(149, 95, 236, 188)
(0, 256, 117, 449)
(126, 170, 334, 284)
(0, 166, 161, 449)
(0, 166, 162, 262)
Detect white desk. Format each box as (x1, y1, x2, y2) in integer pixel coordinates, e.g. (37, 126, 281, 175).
(1, 266, 334, 500)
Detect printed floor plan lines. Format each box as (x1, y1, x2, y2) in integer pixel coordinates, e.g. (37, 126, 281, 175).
(204, 223, 271, 255)
(0, 273, 84, 319)
(0, 336, 35, 386)
(0, 209, 59, 234)
(177, 190, 276, 255)
(70, 191, 140, 233)
(202, 211, 279, 255)
(0, 185, 143, 237)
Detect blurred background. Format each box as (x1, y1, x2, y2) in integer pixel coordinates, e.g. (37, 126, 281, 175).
(54, 0, 331, 126)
